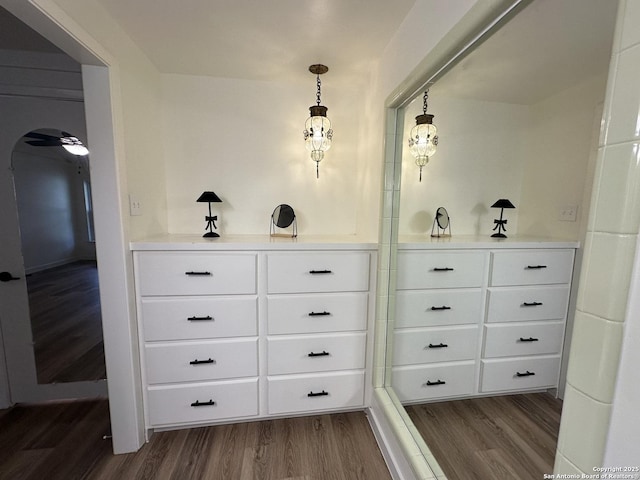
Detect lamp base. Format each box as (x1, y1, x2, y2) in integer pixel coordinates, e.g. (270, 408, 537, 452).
(491, 233, 507, 238)
(203, 232, 220, 238)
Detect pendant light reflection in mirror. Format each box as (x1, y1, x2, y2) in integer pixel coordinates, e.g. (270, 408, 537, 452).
(303, 64, 333, 179)
(408, 90, 439, 181)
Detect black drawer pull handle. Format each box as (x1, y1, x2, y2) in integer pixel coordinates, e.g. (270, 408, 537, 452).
(308, 350, 330, 357)
(308, 311, 331, 317)
(189, 358, 215, 365)
(430, 306, 451, 311)
(522, 302, 543, 307)
(185, 271, 212, 276)
(433, 267, 454, 272)
(309, 269, 332, 274)
(308, 390, 329, 397)
(187, 315, 214, 321)
(516, 370, 535, 377)
(526, 265, 547, 270)
(519, 337, 539, 342)
(190, 399, 215, 407)
(426, 379, 446, 386)
(427, 343, 448, 349)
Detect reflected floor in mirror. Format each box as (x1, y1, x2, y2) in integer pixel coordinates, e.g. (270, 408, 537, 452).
(407, 393, 562, 480)
(27, 261, 106, 383)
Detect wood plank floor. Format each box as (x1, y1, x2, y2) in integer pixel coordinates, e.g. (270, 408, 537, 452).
(0, 400, 391, 480)
(26, 261, 106, 384)
(406, 393, 563, 480)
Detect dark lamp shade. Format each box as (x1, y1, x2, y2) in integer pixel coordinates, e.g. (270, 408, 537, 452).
(197, 191, 222, 203)
(491, 199, 515, 209)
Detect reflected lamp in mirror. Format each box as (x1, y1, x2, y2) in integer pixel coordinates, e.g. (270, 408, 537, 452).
(196, 191, 222, 238)
(303, 64, 333, 179)
(270, 204, 297, 238)
(408, 90, 439, 182)
(431, 207, 451, 237)
(490, 198, 515, 238)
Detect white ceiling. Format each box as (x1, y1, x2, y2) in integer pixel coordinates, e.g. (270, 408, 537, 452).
(431, 0, 617, 104)
(91, 0, 417, 85)
(1, 0, 618, 104)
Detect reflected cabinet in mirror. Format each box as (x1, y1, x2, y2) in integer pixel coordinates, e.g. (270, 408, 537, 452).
(379, 0, 616, 477)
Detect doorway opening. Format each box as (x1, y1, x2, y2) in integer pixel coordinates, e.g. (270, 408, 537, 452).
(12, 128, 106, 384)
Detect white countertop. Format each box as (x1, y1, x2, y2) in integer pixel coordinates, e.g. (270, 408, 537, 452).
(130, 233, 579, 251)
(397, 234, 579, 250)
(130, 234, 378, 251)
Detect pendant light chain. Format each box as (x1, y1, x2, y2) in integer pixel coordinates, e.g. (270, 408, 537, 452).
(423, 90, 429, 114)
(316, 74, 322, 107)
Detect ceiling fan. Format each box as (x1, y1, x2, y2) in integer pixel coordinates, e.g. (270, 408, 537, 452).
(24, 131, 89, 156)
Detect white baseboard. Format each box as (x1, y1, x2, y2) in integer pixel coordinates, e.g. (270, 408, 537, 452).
(367, 390, 418, 480)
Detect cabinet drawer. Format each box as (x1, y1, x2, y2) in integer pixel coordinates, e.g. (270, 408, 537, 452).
(397, 251, 487, 289)
(267, 371, 364, 415)
(145, 338, 258, 384)
(395, 289, 483, 328)
(141, 296, 258, 341)
(267, 252, 370, 294)
(393, 326, 479, 366)
(490, 250, 574, 286)
(267, 293, 367, 334)
(267, 333, 366, 375)
(480, 356, 560, 392)
(486, 286, 570, 323)
(392, 362, 476, 402)
(483, 322, 565, 358)
(147, 378, 258, 426)
(136, 252, 257, 296)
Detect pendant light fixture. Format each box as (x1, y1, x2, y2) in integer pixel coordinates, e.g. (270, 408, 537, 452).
(303, 64, 333, 178)
(408, 90, 439, 181)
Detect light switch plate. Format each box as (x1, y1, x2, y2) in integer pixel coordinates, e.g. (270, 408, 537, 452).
(129, 194, 143, 216)
(559, 205, 577, 222)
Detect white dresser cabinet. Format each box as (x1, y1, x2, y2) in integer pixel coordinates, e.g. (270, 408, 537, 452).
(266, 252, 370, 415)
(392, 250, 487, 402)
(135, 252, 260, 428)
(392, 238, 576, 404)
(132, 236, 375, 433)
(480, 249, 573, 394)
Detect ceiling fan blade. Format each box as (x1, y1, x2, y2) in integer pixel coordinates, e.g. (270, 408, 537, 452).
(24, 132, 59, 141)
(25, 140, 63, 146)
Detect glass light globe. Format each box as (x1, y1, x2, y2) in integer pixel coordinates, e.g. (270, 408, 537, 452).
(408, 122, 438, 167)
(304, 115, 333, 160)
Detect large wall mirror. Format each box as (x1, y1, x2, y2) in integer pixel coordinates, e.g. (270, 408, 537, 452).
(380, 0, 617, 476)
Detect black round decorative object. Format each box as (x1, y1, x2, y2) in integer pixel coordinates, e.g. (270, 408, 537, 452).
(431, 207, 451, 237)
(270, 204, 297, 237)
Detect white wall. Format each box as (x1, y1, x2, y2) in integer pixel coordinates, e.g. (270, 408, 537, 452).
(604, 233, 640, 465)
(356, 0, 479, 241)
(399, 95, 529, 235)
(50, 0, 168, 241)
(162, 74, 364, 236)
(13, 150, 93, 273)
(519, 74, 607, 240)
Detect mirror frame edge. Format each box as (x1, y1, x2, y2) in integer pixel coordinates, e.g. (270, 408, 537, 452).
(373, 0, 534, 477)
